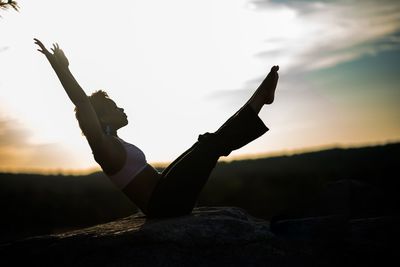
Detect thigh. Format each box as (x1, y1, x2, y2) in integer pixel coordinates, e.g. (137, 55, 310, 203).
(161, 141, 219, 188)
(146, 141, 219, 217)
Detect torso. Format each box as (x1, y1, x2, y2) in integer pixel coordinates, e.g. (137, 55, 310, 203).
(93, 135, 162, 214)
(122, 164, 161, 214)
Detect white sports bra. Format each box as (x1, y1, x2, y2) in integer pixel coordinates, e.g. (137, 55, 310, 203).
(106, 137, 148, 189)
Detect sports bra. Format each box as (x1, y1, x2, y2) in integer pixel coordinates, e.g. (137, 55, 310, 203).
(106, 137, 148, 189)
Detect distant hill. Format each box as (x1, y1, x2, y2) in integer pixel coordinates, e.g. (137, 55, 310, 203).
(1, 142, 398, 244)
(199, 142, 400, 219)
(0, 172, 137, 244)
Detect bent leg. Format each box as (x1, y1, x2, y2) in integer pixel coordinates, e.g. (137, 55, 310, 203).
(146, 141, 219, 218)
(145, 67, 278, 218)
(145, 104, 269, 218)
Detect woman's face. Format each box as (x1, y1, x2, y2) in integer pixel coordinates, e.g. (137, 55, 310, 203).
(101, 99, 128, 129)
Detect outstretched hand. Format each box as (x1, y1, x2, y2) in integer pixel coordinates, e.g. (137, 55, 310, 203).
(34, 38, 69, 68)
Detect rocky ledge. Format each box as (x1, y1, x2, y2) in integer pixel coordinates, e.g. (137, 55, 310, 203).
(0, 206, 398, 266)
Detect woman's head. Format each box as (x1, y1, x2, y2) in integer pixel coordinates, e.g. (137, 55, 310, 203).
(75, 90, 128, 135)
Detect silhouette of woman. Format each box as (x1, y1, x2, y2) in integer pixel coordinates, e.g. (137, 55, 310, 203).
(34, 38, 279, 218)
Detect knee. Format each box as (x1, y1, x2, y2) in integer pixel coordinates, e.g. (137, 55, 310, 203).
(198, 132, 219, 152)
(198, 132, 222, 148)
(197, 132, 231, 156)
(198, 132, 215, 142)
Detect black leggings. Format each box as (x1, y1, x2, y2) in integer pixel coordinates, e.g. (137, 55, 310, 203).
(145, 104, 269, 218)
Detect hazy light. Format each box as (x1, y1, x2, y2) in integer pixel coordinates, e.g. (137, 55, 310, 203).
(1, 0, 399, 172)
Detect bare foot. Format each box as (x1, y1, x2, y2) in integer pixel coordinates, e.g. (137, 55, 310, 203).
(257, 65, 279, 104)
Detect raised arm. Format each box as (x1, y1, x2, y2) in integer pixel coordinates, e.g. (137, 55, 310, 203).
(34, 38, 105, 151)
(34, 39, 86, 105)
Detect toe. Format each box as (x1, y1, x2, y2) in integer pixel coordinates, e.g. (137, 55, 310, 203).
(271, 65, 279, 72)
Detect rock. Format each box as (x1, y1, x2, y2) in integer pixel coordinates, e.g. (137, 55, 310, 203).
(2, 206, 397, 266)
(0, 207, 307, 266)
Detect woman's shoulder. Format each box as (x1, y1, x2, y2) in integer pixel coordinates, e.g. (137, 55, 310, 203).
(93, 135, 126, 175)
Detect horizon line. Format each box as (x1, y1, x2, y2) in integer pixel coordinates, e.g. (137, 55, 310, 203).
(1, 139, 398, 176)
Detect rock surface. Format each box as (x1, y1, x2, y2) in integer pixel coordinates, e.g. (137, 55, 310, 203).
(1, 206, 398, 266)
(0, 207, 302, 266)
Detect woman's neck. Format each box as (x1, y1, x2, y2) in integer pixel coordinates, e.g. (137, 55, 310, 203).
(105, 125, 118, 136)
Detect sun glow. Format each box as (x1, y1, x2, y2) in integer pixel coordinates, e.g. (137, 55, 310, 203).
(1, 0, 399, 172)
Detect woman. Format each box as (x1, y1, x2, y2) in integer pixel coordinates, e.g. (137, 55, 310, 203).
(34, 38, 279, 218)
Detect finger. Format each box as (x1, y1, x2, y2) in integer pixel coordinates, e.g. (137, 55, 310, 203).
(38, 49, 50, 56)
(34, 39, 44, 47)
(56, 43, 59, 49)
(36, 44, 49, 54)
(33, 38, 42, 45)
(34, 40, 45, 49)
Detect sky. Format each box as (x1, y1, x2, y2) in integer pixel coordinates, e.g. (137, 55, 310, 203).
(0, 0, 399, 173)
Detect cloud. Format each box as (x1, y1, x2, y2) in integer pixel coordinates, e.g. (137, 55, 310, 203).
(0, 117, 30, 167)
(248, 0, 400, 72)
(0, 118, 29, 147)
(0, 115, 78, 172)
(0, 46, 9, 53)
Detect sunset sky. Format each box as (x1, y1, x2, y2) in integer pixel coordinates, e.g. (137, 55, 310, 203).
(1, 0, 399, 173)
